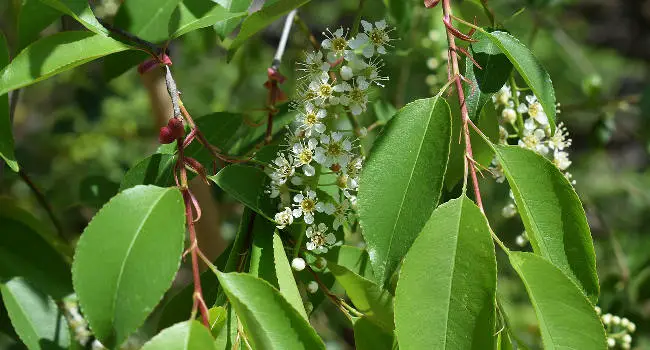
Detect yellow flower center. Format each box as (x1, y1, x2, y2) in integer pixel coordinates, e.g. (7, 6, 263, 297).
(301, 198, 315, 213)
(299, 149, 313, 164)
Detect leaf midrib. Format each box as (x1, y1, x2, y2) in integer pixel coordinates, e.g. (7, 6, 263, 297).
(382, 98, 440, 282)
(134, 0, 179, 38)
(440, 200, 464, 349)
(109, 188, 171, 330)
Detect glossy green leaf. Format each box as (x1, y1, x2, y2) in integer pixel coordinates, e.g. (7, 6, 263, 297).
(394, 196, 497, 349)
(229, 104, 295, 155)
(213, 306, 240, 350)
(228, 0, 310, 57)
(140, 321, 216, 350)
(329, 262, 394, 331)
(464, 31, 513, 121)
(208, 307, 227, 337)
(72, 185, 185, 348)
(208, 164, 273, 219)
(41, 0, 108, 35)
(184, 112, 244, 165)
(324, 245, 373, 280)
(353, 316, 396, 350)
(495, 145, 599, 302)
(0, 201, 72, 299)
(358, 96, 452, 286)
(272, 232, 307, 319)
(1, 278, 70, 350)
(120, 154, 176, 191)
(0, 31, 131, 96)
(16, 0, 61, 50)
(170, 0, 246, 39)
(113, 0, 182, 43)
(509, 252, 607, 349)
(0, 34, 17, 172)
(214, 0, 252, 40)
(483, 31, 556, 131)
(217, 272, 324, 349)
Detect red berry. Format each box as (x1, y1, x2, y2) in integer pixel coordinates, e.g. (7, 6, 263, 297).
(167, 118, 185, 139)
(158, 126, 175, 144)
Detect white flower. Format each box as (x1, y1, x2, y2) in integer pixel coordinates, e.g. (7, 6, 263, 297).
(553, 151, 572, 170)
(340, 65, 354, 80)
(502, 203, 517, 218)
(274, 207, 294, 229)
(361, 56, 389, 87)
(292, 188, 319, 224)
(359, 20, 393, 57)
(314, 132, 353, 167)
(502, 108, 517, 124)
(594, 306, 602, 315)
(322, 27, 354, 62)
(515, 233, 529, 247)
(548, 122, 572, 150)
(291, 137, 318, 176)
(306, 280, 319, 293)
(309, 72, 350, 106)
(493, 85, 512, 106)
(517, 102, 528, 114)
(269, 153, 295, 185)
(305, 223, 337, 254)
(291, 257, 306, 271)
(297, 103, 327, 137)
(345, 156, 363, 190)
(525, 95, 549, 125)
(607, 337, 615, 348)
(266, 181, 281, 198)
(347, 77, 370, 115)
(298, 50, 330, 80)
(519, 128, 548, 154)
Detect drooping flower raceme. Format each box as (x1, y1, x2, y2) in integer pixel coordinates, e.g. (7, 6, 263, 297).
(265, 19, 393, 253)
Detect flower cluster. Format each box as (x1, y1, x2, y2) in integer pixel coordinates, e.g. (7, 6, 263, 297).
(490, 84, 575, 222)
(63, 297, 92, 346)
(596, 307, 636, 349)
(268, 20, 393, 255)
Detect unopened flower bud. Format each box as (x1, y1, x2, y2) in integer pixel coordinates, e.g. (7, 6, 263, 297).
(304, 302, 314, 314)
(341, 66, 353, 80)
(158, 126, 175, 144)
(314, 257, 328, 269)
(291, 257, 306, 271)
(623, 334, 632, 344)
(167, 117, 185, 139)
(602, 313, 612, 325)
(612, 316, 621, 325)
(306, 281, 319, 294)
(607, 337, 615, 348)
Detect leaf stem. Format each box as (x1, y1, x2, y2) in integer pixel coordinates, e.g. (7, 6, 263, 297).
(442, 0, 484, 212)
(183, 189, 210, 327)
(18, 169, 66, 242)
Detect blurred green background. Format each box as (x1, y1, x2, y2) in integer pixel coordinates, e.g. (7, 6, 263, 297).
(1, 0, 649, 348)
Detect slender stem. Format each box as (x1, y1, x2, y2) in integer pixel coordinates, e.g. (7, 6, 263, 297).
(183, 190, 210, 327)
(442, 0, 484, 212)
(508, 74, 525, 137)
(273, 9, 298, 68)
(18, 169, 66, 241)
(351, 0, 366, 36)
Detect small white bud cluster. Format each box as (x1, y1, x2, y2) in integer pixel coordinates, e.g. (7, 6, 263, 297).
(598, 308, 636, 349)
(491, 85, 576, 225)
(422, 29, 446, 94)
(63, 297, 93, 346)
(267, 19, 393, 255)
(515, 231, 529, 247)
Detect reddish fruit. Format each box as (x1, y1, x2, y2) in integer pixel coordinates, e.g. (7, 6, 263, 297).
(158, 126, 175, 144)
(330, 164, 342, 172)
(167, 118, 185, 139)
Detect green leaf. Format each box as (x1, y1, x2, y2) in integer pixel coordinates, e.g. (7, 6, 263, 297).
(358, 96, 452, 286)
(465, 31, 513, 121)
(184, 112, 244, 165)
(483, 31, 557, 131)
(509, 252, 607, 349)
(113, 0, 182, 43)
(0, 34, 18, 172)
(495, 145, 599, 302)
(214, 0, 252, 40)
(216, 271, 325, 349)
(208, 307, 227, 337)
(140, 321, 217, 350)
(0, 31, 131, 96)
(0, 201, 72, 299)
(72, 185, 185, 348)
(213, 306, 240, 350)
(228, 104, 295, 155)
(272, 232, 307, 319)
(353, 316, 396, 350)
(15, 0, 61, 50)
(170, 0, 246, 39)
(227, 0, 310, 58)
(209, 164, 273, 219)
(120, 154, 176, 191)
(496, 331, 514, 350)
(41, 0, 108, 35)
(328, 262, 394, 331)
(1, 278, 70, 350)
(324, 245, 373, 280)
(394, 196, 497, 349)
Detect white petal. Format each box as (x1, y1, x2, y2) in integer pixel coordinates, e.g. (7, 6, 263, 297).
(340, 66, 354, 80)
(315, 123, 326, 133)
(304, 213, 314, 224)
(293, 208, 302, 218)
(290, 176, 303, 185)
(334, 28, 344, 37)
(321, 39, 332, 49)
(316, 109, 327, 119)
(303, 164, 315, 176)
(351, 104, 362, 115)
(362, 45, 374, 58)
(377, 46, 387, 55)
(308, 138, 318, 149)
(375, 20, 386, 29)
(361, 20, 373, 32)
(293, 193, 304, 202)
(325, 233, 337, 244)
